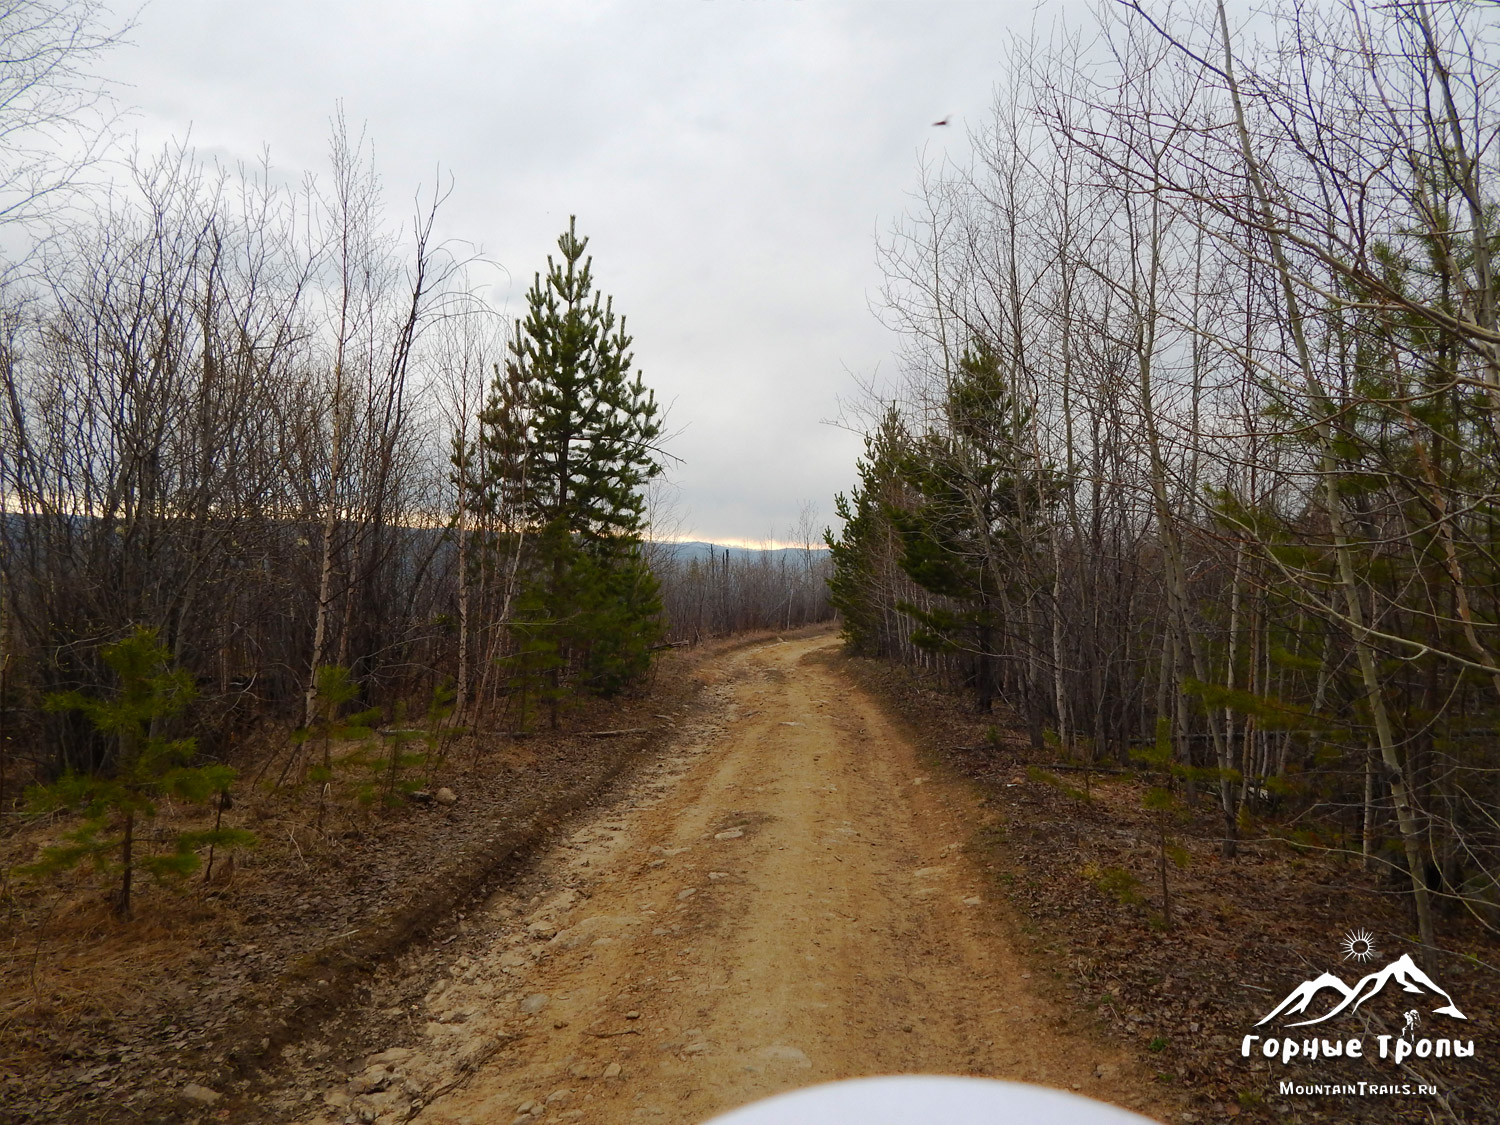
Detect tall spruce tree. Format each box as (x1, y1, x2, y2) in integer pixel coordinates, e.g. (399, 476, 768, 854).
(826, 407, 909, 658)
(481, 217, 664, 725)
(889, 340, 1058, 712)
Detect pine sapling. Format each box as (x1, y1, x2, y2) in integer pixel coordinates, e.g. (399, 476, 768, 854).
(22, 627, 255, 918)
(1135, 718, 1200, 930)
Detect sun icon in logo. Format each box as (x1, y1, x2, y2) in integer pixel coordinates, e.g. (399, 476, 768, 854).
(1340, 928, 1379, 963)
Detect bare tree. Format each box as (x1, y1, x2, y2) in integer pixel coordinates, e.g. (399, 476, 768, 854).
(0, 0, 129, 237)
(833, 0, 1500, 956)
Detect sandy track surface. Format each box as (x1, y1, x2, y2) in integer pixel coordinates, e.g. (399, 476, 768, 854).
(308, 635, 1163, 1125)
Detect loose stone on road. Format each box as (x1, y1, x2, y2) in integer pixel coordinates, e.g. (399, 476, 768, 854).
(304, 633, 1163, 1125)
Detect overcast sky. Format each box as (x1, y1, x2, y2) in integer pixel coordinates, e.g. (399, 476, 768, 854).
(106, 0, 1065, 546)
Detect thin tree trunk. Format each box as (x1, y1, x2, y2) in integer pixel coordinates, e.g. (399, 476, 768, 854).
(1216, 0, 1436, 965)
(116, 810, 134, 919)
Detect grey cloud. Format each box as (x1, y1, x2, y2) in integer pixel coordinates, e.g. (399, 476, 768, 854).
(109, 0, 1045, 541)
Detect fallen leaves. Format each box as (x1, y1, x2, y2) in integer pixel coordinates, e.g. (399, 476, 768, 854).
(841, 651, 1500, 1124)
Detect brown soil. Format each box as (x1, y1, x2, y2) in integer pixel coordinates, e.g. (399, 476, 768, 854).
(277, 633, 1169, 1125)
(13, 629, 1491, 1125)
(839, 651, 1500, 1124)
(0, 632, 789, 1124)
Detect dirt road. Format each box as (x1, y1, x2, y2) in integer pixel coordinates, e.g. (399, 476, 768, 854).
(305, 634, 1165, 1125)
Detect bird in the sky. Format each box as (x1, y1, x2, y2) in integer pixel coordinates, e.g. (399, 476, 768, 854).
(932, 117, 950, 126)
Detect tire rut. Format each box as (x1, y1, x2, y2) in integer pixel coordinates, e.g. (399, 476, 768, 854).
(296, 635, 1167, 1125)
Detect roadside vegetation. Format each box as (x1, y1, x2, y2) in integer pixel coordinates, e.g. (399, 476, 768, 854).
(0, 5, 832, 1117)
(828, 0, 1500, 972)
(839, 649, 1500, 1123)
(0, 28, 830, 899)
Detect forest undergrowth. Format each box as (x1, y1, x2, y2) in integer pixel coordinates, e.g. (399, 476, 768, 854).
(0, 633, 806, 1125)
(839, 651, 1500, 1125)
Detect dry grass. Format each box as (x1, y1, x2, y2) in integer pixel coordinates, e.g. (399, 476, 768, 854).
(0, 627, 835, 1122)
(0, 877, 229, 1070)
(0, 786, 256, 1043)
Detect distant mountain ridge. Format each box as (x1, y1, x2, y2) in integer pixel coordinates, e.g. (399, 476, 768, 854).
(1257, 953, 1466, 1028)
(657, 541, 825, 564)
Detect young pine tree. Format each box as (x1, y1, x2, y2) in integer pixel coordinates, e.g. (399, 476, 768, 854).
(826, 407, 909, 658)
(888, 340, 1058, 712)
(481, 217, 664, 726)
(23, 627, 253, 918)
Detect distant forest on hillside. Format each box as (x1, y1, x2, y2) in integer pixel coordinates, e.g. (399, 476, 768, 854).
(0, 110, 829, 860)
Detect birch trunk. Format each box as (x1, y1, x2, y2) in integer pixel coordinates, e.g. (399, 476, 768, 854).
(1215, 0, 1437, 965)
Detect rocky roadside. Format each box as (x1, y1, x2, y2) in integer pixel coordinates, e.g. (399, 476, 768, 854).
(0, 630, 817, 1125)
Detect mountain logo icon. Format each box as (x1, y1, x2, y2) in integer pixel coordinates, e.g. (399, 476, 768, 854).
(1256, 953, 1467, 1029)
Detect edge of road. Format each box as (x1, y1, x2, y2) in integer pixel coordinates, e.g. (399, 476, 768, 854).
(222, 629, 831, 1097)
